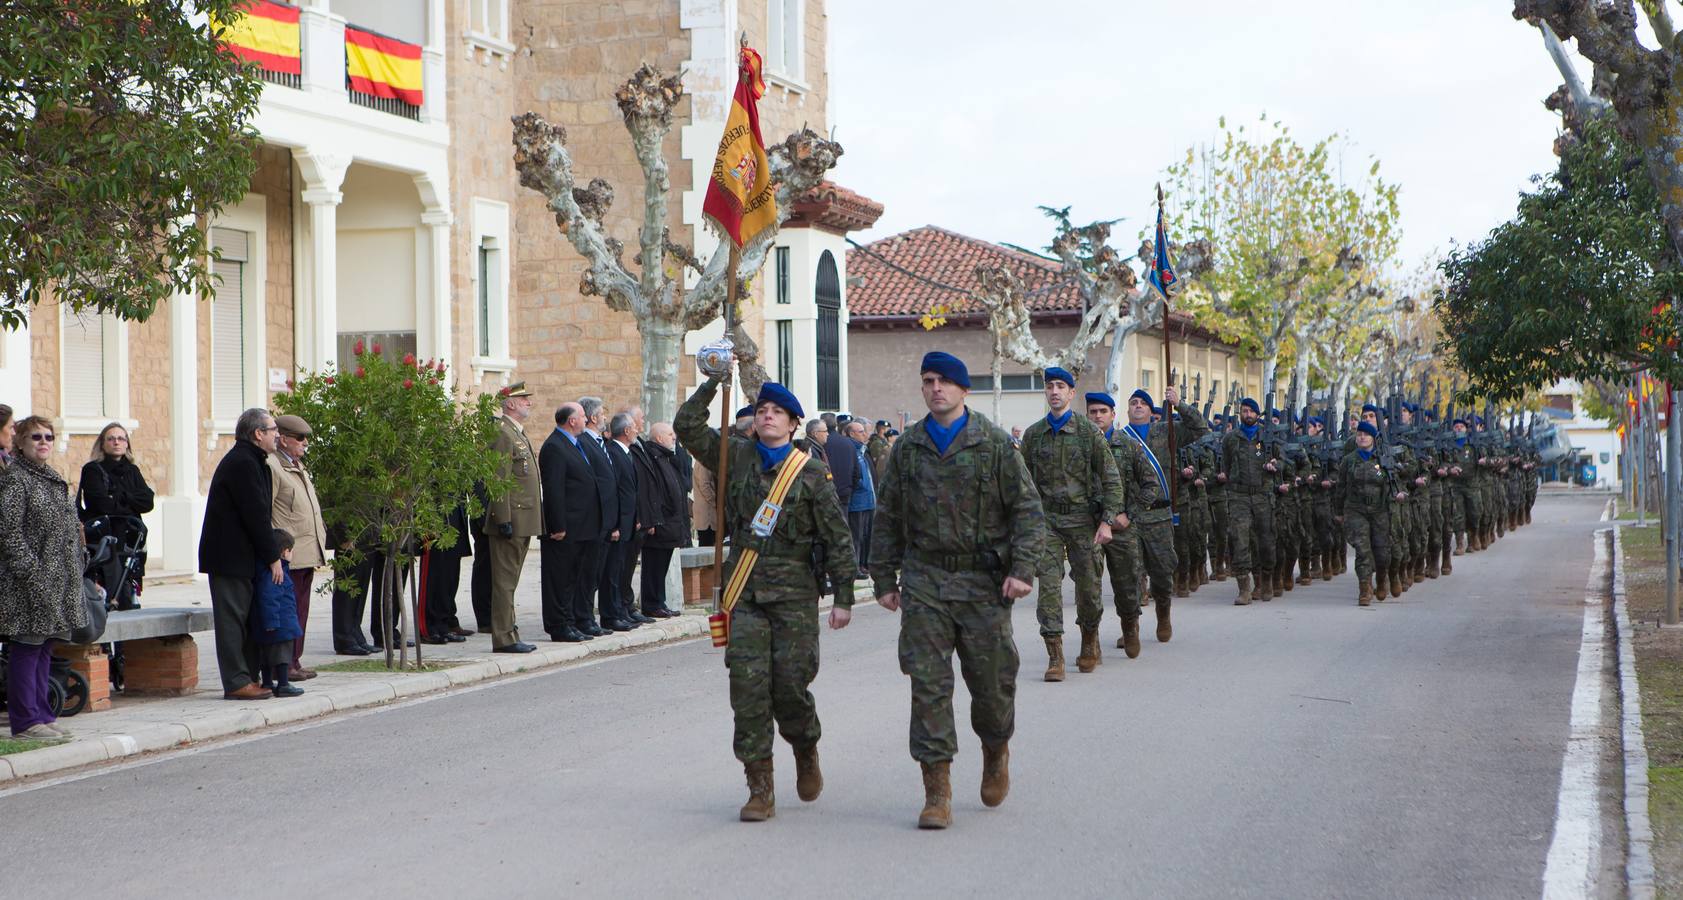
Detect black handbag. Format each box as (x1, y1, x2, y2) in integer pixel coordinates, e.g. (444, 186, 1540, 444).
(69, 576, 108, 645)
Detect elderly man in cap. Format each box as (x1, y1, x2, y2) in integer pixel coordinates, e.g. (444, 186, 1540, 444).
(484, 382, 539, 653)
(1019, 366, 1122, 681)
(268, 414, 328, 681)
(1220, 397, 1278, 605)
(872, 350, 1042, 829)
(675, 369, 856, 824)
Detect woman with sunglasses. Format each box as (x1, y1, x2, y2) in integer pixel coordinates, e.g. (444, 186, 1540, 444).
(77, 422, 154, 609)
(0, 417, 89, 740)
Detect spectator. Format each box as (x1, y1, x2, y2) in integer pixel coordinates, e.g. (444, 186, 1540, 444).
(804, 419, 830, 465)
(825, 416, 859, 512)
(76, 421, 154, 610)
(253, 529, 304, 697)
(0, 415, 88, 739)
(267, 415, 326, 679)
(577, 396, 622, 634)
(693, 455, 717, 548)
(618, 405, 652, 618)
(1010, 425, 1024, 449)
(419, 502, 472, 645)
(843, 420, 877, 578)
(484, 382, 539, 654)
(635, 422, 690, 617)
(328, 528, 381, 655)
(538, 401, 602, 644)
(198, 407, 282, 700)
(0, 404, 14, 467)
(601, 412, 648, 627)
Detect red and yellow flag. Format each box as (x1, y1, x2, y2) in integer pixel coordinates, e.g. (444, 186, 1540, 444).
(702, 48, 777, 248)
(345, 24, 423, 106)
(215, 0, 301, 75)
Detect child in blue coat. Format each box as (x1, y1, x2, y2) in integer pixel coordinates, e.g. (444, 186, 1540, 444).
(254, 529, 305, 697)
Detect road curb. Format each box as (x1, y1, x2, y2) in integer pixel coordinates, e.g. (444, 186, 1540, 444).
(1611, 524, 1658, 899)
(0, 614, 709, 786)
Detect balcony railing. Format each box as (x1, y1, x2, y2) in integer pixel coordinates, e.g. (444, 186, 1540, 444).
(347, 80, 420, 120)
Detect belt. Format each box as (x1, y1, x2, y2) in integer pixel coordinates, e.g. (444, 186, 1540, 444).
(1148, 500, 1170, 510)
(908, 547, 1002, 573)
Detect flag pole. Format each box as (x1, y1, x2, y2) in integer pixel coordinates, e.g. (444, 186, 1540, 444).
(1158, 183, 1178, 515)
(712, 246, 737, 618)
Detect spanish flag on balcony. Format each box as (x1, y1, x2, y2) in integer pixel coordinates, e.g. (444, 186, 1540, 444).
(215, 0, 301, 76)
(702, 47, 777, 248)
(345, 25, 423, 107)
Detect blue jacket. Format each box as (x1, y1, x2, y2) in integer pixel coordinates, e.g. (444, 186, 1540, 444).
(251, 560, 302, 644)
(847, 441, 876, 513)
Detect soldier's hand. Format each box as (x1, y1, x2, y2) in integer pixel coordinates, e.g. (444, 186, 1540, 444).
(1394, 491, 1408, 501)
(1164, 386, 1179, 407)
(1216, 472, 1228, 483)
(549, 532, 565, 541)
(1264, 461, 1277, 472)
(1113, 512, 1131, 530)
(1093, 521, 1113, 547)
(1436, 468, 1448, 477)
(647, 527, 656, 535)
(1194, 478, 1205, 487)
(1450, 466, 1462, 476)
(828, 607, 851, 630)
(497, 522, 514, 538)
(1181, 465, 1195, 478)
(1277, 483, 1289, 494)
(1320, 480, 1332, 489)
(877, 591, 901, 612)
(1002, 576, 1034, 600)
(1414, 476, 1427, 487)
(1334, 515, 1344, 525)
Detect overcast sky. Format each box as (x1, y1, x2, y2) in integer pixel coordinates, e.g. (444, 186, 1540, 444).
(830, 0, 1571, 271)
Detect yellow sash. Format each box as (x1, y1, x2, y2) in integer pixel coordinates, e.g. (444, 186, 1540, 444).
(720, 447, 810, 615)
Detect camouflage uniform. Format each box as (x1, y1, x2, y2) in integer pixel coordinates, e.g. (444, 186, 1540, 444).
(871, 409, 1043, 764)
(1221, 425, 1277, 592)
(1334, 448, 1393, 595)
(866, 433, 890, 480)
(1096, 426, 1158, 624)
(1021, 412, 1123, 638)
(1131, 403, 1209, 609)
(675, 378, 857, 764)
(1448, 437, 1480, 548)
(1207, 449, 1230, 579)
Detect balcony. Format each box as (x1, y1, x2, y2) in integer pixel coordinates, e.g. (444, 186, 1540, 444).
(220, 1, 443, 124)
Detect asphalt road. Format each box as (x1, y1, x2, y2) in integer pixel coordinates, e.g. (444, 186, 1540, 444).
(0, 492, 1611, 899)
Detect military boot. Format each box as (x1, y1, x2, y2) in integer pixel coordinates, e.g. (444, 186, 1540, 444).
(1270, 571, 1283, 600)
(1375, 571, 1389, 600)
(1322, 550, 1335, 581)
(1441, 542, 1453, 576)
(1234, 573, 1252, 606)
(740, 758, 776, 822)
(1358, 577, 1373, 607)
(1118, 617, 1142, 657)
(1155, 600, 1173, 642)
(918, 761, 953, 829)
(1043, 636, 1065, 682)
(1174, 570, 1190, 599)
(794, 744, 823, 802)
(1426, 551, 1440, 578)
(1413, 559, 1425, 584)
(1197, 563, 1210, 587)
(1076, 626, 1101, 673)
(1305, 555, 1320, 583)
(980, 743, 1010, 808)
(1453, 532, 1465, 556)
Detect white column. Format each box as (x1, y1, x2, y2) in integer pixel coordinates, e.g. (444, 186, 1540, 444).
(153, 287, 205, 574)
(298, 5, 347, 99)
(421, 210, 453, 371)
(421, 0, 446, 124)
(302, 189, 343, 371)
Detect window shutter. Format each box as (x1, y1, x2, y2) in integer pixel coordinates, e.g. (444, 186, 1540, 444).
(61, 307, 105, 417)
(211, 228, 249, 421)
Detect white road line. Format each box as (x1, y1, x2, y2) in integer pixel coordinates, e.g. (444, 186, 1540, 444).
(1541, 528, 1611, 900)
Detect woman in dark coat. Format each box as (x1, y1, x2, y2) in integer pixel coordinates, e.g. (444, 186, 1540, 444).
(635, 423, 692, 617)
(0, 416, 88, 739)
(78, 422, 154, 609)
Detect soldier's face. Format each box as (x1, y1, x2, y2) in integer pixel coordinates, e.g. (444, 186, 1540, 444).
(1239, 407, 1259, 426)
(1126, 397, 1151, 425)
(1044, 379, 1074, 412)
(1356, 432, 1375, 450)
(1401, 410, 1414, 425)
(921, 373, 966, 416)
(756, 402, 797, 444)
(1087, 403, 1115, 431)
(1362, 412, 1377, 427)
(1308, 423, 1323, 436)
(1454, 423, 1469, 436)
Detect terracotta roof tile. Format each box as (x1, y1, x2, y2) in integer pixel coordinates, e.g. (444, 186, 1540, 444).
(844, 225, 1081, 318)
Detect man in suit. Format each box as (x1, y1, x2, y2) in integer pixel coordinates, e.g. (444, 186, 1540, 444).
(617, 405, 659, 623)
(538, 402, 601, 643)
(577, 396, 618, 635)
(600, 412, 647, 629)
(484, 382, 540, 653)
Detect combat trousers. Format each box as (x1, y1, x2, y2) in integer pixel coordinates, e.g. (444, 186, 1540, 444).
(486, 532, 528, 650)
(1036, 520, 1102, 636)
(1227, 492, 1275, 578)
(1344, 509, 1390, 581)
(1210, 499, 1229, 569)
(727, 593, 821, 762)
(1455, 485, 1480, 536)
(1312, 502, 1335, 555)
(1135, 516, 1176, 604)
(900, 587, 1018, 764)
(1095, 526, 1143, 620)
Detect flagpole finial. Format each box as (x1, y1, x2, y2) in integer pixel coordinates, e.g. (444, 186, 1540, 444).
(739, 30, 748, 50)
(1156, 183, 1164, 205)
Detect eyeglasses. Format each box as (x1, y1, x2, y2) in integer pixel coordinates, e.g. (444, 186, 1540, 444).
(257, 425, 278, 433)
(27, 433, 54, 443)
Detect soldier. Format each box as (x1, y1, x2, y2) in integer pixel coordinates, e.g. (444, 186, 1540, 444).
(1304, 418, 1337, 582)
(1222, 398, 1276, 605)
(675, 372, 857, 824)
(1020, 367, 1123, 681)
(1085, 391, 1154, 658)
(872, 351, 1042, 830)
(484, 382, 539, 654)
(1334, 421, 1395, 606)
(1207, 416, 1231, 582)
(867, 419, 891, 477)
(1120, 387, 1204, 638)
(1447, 418, 1480, 554)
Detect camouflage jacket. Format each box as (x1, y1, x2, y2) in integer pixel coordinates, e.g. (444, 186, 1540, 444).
(1334, 449, 1393, 517)
(1103, 425, 1165, 525)
(1222, 426, 1277, 495)
(1020, 410, 1123, 528)
(871, 409, 1045, 602)
(675, 379, 857, 607)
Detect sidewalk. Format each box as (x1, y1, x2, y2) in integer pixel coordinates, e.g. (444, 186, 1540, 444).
(0, 550, 711, 783)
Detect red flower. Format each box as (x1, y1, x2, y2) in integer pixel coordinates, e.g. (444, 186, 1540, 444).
(435, 361, 446, 373)
(354, 339, 365, 355)
(355, 366, 366, 378)
(285, 379, 294, 389)
(324, 376, 336, 385)
(372, 342, 383, 355)
(403, 378, 414, 389)
(402, 353, 416, 367)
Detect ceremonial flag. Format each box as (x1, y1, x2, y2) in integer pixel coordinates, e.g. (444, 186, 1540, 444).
(215, 0, 301, 75)
(345, 24, 423, 106)
(1147, 203, 1178, 301)
(702, 48, 777, 248)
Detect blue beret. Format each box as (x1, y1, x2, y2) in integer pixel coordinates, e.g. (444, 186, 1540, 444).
(1423, 410, 1436, 421)
(920, 351, 971, 388)
(1240, 397, 1260, 414)
(734, 405, 753, 419)
(1452, 418, 1468, 428)
(1357, 421, 1380, 438)
(836, 413, 852, 425)
(1085, 391, 1116, 409)
(1307, 416, 1325, 427)
(1043, 366, 1076, 388)
(1129, 389, 1153, 409)
(1472, 415, 1485, 426)
(754, 382, 804, 419)
(1361, 404, 1381, 416)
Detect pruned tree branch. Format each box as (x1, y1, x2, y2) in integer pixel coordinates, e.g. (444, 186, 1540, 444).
(512, 113, 642, 312)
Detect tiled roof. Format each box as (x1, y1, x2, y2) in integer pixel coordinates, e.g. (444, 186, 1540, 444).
(844, 225, 1080, 318)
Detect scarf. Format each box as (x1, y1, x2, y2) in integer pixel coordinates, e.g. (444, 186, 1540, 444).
(925, 411, 968, 455)
(1455, 436, 1468, 448)
(1239, 423, 1259, 441)
(1047, 409, 1073, 433)
(1358, 449, 1373, 461)
(1125, 422, 1150, 444)
(755, 440, 793, 471)
(1105, 426, 1115, 441)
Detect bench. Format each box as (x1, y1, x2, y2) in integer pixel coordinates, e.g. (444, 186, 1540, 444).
(680, 547, 717, 606)
(54, 608, 214, 711)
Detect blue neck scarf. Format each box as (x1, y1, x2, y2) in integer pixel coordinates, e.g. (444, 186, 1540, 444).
(1357, 448, 1373, 461)
(1105, 426, 1115, 441)
(1239, 423, 1259, 441)
(755, 440, 793, 471)
(1455, 436, 1468, 448)
(925, 411, 968, 455)
(1126, 422, 1150, 443)
(1047, 409, 1073, 432)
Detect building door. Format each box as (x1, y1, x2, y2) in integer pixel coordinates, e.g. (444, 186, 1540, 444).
(815, 250, 841, 410)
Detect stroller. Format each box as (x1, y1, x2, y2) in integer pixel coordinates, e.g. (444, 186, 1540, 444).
(0, 534, 120, 721)
(83, 514, 147, 693)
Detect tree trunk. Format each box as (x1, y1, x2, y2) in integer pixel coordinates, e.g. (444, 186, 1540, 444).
(1292, 351, 1312, 416)
(1333, 371, 1354, 434)
(992, 333, 1005, 421)
(639, 315, 686, 425)
(1260, 346, 1281, 407)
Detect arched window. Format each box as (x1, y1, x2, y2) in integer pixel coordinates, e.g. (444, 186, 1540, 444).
(815, 250, 841, 410)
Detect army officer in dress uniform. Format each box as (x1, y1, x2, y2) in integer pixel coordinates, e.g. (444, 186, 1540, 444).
(485, 381, 539, 653)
